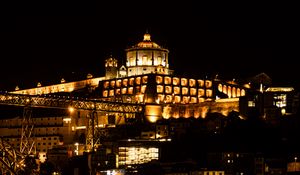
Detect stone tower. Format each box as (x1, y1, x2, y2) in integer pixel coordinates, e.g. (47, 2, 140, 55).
(105, 56, 118, 79)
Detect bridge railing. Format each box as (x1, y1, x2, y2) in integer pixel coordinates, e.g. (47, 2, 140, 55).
(0, 93, 144, 113)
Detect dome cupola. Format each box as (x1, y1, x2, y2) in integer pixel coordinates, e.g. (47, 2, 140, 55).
(125, 33, 171, 76)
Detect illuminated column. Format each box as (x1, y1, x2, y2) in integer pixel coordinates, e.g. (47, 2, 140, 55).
(85, 110, 99, 152)
(20, 106, 36, 156)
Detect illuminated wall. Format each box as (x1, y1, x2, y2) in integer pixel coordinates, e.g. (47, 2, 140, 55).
(265, 87, 295, 115)
(8, 32, 248, 124)
(100, 74, 246, 104)
(155, 75, 214, 104)
(217, 82, 245, 98)
(162, 98, 240, 119)
(145, 104, 162, 123)
(118, 146, 159, 166)
(100, 75, 149, 103)
(100, 75, 213, 104)
(99, 74, 245, 121)
(0, 116, 73, 153)
(11, 77, 105, 95)
(287, 162, 300, 172)
(0, 108, 131, 162)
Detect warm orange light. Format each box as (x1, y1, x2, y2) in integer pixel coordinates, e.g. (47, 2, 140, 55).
(148, 116, 158, 123)
(68, 106, 74, 113)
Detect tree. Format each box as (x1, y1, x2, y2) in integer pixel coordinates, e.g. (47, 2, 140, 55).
(18, 155, 38, 175)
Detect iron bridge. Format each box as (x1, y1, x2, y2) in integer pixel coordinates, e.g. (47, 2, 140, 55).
(0, 92, 145, 174)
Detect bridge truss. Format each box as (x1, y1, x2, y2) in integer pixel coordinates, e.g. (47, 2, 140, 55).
(0, 92, 144, 174)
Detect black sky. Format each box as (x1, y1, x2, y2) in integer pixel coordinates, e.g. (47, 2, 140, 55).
(1, 3, 299, 91)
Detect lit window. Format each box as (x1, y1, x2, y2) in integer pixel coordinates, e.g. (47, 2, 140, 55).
(136, 77, 141, 85)
(198, 89, 205, 97)
(248, 101, 255, 107)
(115, 89, 121, 95)
(241, 89, 245, 96)
(162, 57, 166, 66)
(274, 94, 287, 108)
(174, 96, 181, 103)
(173, 77, 180, 85)
(227, 86, 231, 98)
(198, 80, 204, 87)
(148, 57, 152, 65)
(232, 87, 236, 97)
(122, 88, 127, 94)
(189, 79, 196, 87)
(223, 85, 227, 94)
(129, 78, 134, 86)
(103, 90, 108, 97)
(237, 88, 241, 97)
(128, 87, 133, 94)
(129, 57, 136, 66)
(135, 94, 144, 103)
(158, 94, 165, 102)
(165, 86, 172, 94)
(143, 55, 148, 65)
(142, 76, 148, 84)
(173, 87, 180, 94)
(205, 80, 212, 88)
(123, 79, 128, 86)
(181, 78, 187, 86)
(109, 90, 114, 96)
(190, 97, 197, 103)
(164, 77, 171, 84)
(157, 85, 164, 93)
(141, 85, 147, 93)
(116, 80, 122, 87)
(156, 76, 163, 84)
(165, 95, 172, 103)
(190, 88, 196, 96)
(104, 81, 109, 88)
(198, 97, 205, 102)
(206, 90, 212, 97)
(157, 56, 162, 65)
(218, 84, 223, 92)
(182, 87, 189, 95)
(183, 96, 189, 103)
(110, 81, 115, 87)
(137, 58, 142, 65)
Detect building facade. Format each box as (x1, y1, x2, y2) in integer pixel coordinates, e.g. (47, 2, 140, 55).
(0, 32, 250, 166)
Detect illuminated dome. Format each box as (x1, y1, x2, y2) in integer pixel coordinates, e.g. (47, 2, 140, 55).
(135, 33, 161, 48)
(125, 33, 170, 76)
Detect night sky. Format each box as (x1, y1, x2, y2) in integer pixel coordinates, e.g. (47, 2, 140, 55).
(1, 3, 299, 91)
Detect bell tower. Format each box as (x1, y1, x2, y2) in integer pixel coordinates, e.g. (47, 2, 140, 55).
(105, 56, 118, 79)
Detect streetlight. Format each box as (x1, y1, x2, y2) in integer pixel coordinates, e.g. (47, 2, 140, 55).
(68, 106, 74, 113)
(294, 157, 298, 172)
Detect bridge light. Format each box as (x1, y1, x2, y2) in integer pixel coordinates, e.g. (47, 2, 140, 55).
(68, 106, 74, 113)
